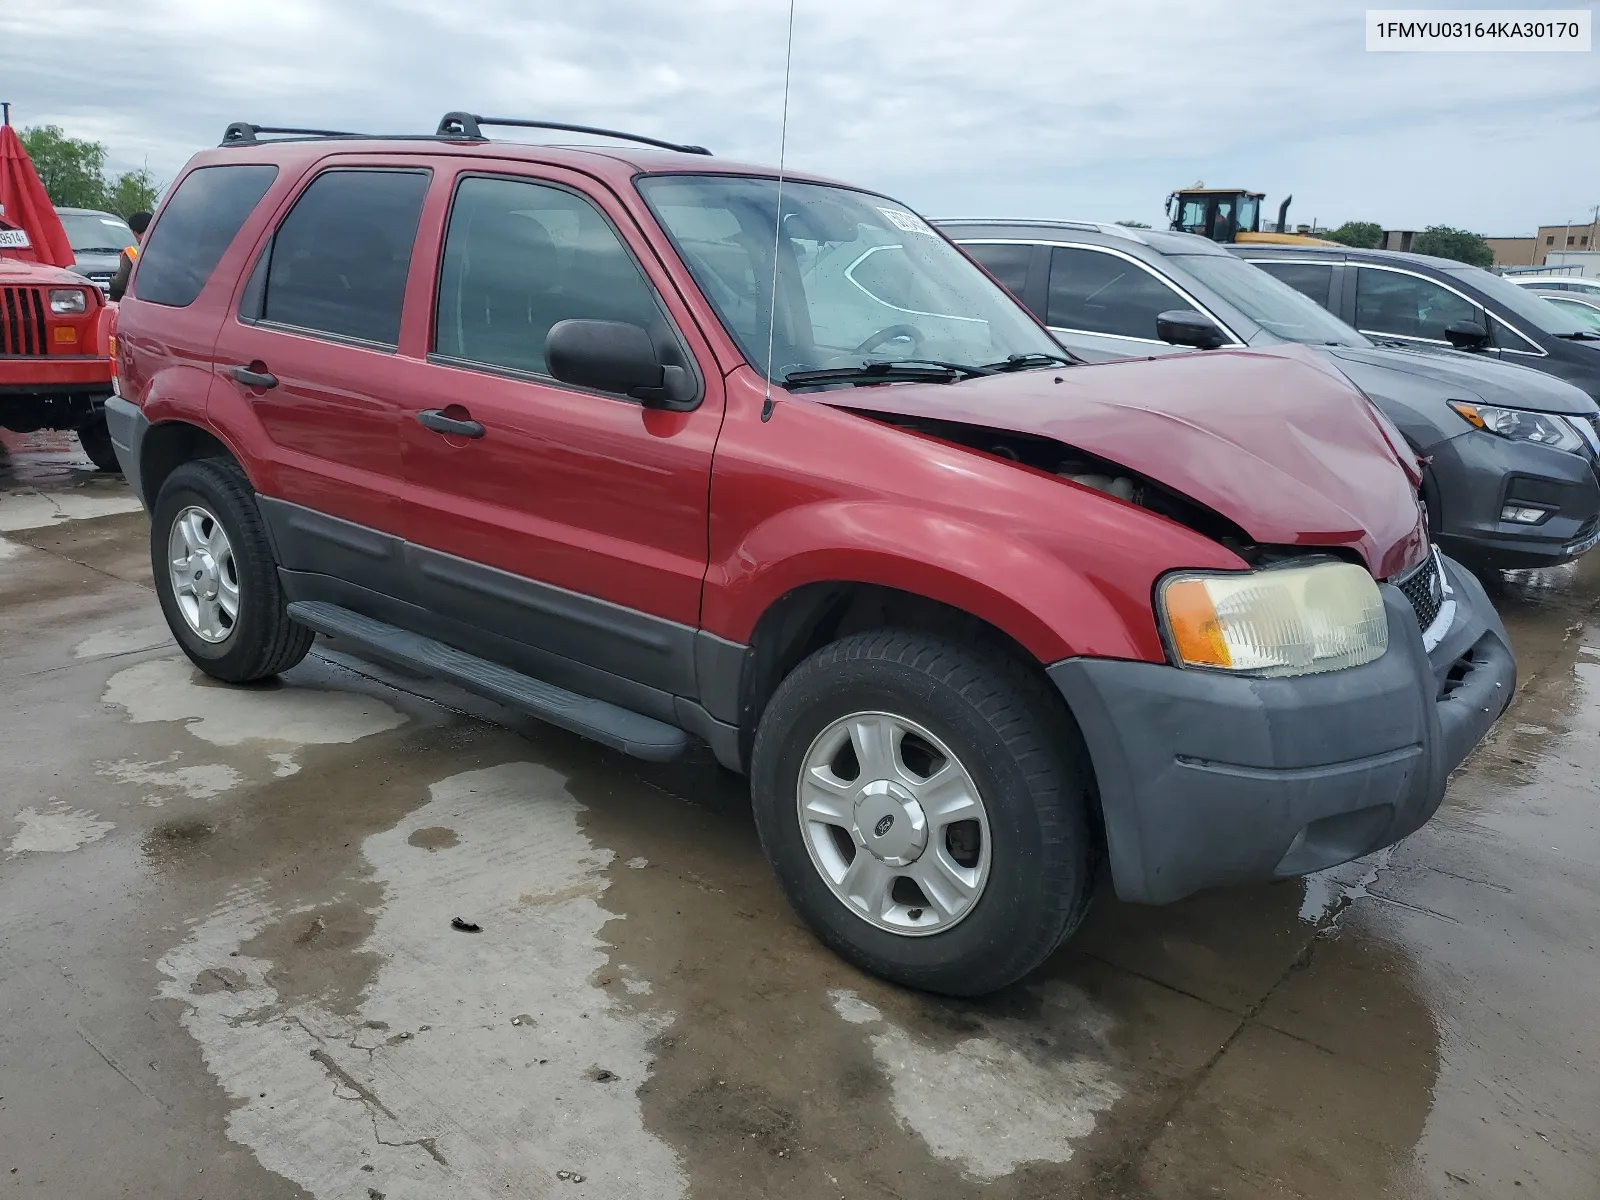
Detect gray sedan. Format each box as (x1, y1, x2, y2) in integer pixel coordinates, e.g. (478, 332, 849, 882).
(940, 220, 1600, 570)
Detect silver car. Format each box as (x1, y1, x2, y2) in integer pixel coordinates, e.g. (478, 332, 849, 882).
(55, 207, 137, 293)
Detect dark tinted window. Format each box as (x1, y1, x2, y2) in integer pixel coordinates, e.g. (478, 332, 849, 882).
(134, 165, 277, 307)
(1256, 261, 1334, 308)
(1354, 267, 1478, 341)
(963, 243, 1032, 304)
(1047, 246, 1194, 338)
(261, 170, 429, 346)
(435, 176, 662, 378)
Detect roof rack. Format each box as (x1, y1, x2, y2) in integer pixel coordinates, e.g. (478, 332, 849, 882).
(222, 122, 363, 145)
(435, 112, 710, 156)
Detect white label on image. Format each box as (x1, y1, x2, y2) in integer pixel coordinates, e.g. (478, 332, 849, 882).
(877, 207, 938, 237)
(0, 229, 30, 248)
(1367, 9, 1591, 50)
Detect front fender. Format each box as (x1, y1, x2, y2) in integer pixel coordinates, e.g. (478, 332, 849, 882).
(702, 499, 1167, 663)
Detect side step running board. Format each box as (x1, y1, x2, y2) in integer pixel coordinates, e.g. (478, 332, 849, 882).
(287, 601, 690, 762)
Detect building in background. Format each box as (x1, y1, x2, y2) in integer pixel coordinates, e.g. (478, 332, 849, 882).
(1486, 236, 1539, 267)
(1536, 221, 1600, 262)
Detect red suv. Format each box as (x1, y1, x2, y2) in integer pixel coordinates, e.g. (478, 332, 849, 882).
(107, 115, 1514, 995)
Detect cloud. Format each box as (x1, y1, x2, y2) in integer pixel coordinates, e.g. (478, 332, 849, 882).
(2, 0, 1595, 233)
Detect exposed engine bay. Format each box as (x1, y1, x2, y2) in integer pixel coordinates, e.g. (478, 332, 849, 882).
(852, 410, 1344, 568)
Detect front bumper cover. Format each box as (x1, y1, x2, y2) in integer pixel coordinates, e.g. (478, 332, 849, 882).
(1050, 555, 1514, 905)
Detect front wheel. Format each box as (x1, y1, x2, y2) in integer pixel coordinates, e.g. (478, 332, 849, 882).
(76, 413, 122, 473)
(750, 630, 1096, 996)
(151, 458, 313, 682)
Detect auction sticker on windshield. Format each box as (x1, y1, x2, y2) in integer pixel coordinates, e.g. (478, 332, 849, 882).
(0, 230, 30, 248)
(878, 207, 937, 236)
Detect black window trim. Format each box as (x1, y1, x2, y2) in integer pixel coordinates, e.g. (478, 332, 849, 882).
(975, 238, 1243, 347)
(1351, 261, 1547, 358)
(426, 169, 704, 410)
(236, 165, 434, 354)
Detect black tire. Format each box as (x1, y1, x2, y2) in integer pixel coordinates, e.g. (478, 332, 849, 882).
(750, 629, 1095, 996)
(77, 413, 121, 473)
(151, 457, 313, 682)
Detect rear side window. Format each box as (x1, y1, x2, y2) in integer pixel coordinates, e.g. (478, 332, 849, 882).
(134, 164, 277, 308)
(963, 243, 1033, 305)
(434, 175, 664, 377)
(256, 169, 429, 347)
(1256, 261, 1334, 308)
(1047, 246, 1195, 339)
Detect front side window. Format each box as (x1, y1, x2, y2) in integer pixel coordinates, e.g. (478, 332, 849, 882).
(1354, 268, 1479, 342)
(1047, 246, 1196, 339)
(258, 169, 429, 346)
(136, 164, 278, 308)
(434, 176, 665, 378)
(637, 175, 1059, 381)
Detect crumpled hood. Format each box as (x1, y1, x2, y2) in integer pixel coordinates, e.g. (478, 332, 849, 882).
(826, 346, 1428, 579)
(1325, 344, 1599, 416)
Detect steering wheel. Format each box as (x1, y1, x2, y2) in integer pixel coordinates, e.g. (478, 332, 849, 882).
(854, 324, 924, 356)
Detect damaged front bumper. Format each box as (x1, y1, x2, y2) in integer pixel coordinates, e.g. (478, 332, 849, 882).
(1049, 554, 1514, 905)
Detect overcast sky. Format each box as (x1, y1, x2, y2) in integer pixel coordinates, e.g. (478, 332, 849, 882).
(2, 0, 1596, 234)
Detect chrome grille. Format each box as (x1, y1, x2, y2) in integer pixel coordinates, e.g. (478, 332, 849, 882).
(1395, 552, 1444, 634)
(0, 286, 48, 356)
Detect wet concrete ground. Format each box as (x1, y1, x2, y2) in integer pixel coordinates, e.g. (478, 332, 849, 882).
(1, 431, 1597, 1199)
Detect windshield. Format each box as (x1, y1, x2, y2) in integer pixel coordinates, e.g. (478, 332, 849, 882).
(57, 212, 136, 254)
(636, 175, 1061, 381)
(1445, 265, 1591, 336)
(1174, 252, 1367, 345)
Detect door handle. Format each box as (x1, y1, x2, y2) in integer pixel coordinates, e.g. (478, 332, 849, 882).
(416, 409, 486, 439)
(230, 365, 278, 389)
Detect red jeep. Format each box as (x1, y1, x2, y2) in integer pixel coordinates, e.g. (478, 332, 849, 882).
(0, 215, 119, 469)
(108, 116, 1514, 995)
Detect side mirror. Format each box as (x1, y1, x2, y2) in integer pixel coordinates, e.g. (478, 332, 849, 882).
(1443, 319, 1490, 351)
(1157, 309, 1227, 350)
(546, 319, 692, 406)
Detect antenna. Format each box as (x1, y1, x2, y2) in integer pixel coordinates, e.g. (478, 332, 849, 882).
(760, 0, 799, 423)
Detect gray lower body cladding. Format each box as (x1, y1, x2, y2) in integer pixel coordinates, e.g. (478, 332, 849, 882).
(1050, 556, 1514, 905)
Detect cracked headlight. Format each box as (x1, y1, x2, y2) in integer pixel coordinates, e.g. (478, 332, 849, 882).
(1159, 561, 1388, 677)
(1449, 402, 1585, 453)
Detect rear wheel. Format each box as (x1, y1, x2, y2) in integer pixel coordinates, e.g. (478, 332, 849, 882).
(750, 629, 1095, 996)
(151, 458, 313, 682)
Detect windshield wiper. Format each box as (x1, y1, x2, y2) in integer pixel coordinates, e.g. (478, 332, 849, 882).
(984, 351, 1078, 372)
(1556, 331, 1600, 341)
(783, 359, 994, 389)
(74, 246, 127, 254)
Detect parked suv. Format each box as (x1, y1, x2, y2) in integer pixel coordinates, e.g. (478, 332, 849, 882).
(944, 220, 1600, 569)
(107, 116, 1514, 995)
(1232, 244, 1600, 403)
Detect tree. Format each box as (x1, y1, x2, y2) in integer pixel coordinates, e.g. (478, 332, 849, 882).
(19, 125, 107, 209)
(1116, 219, 1152, 228)
(1410, 225, 1494, 269)
(104, 167, 161, 218)
(1326, 220, 1383, 249)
